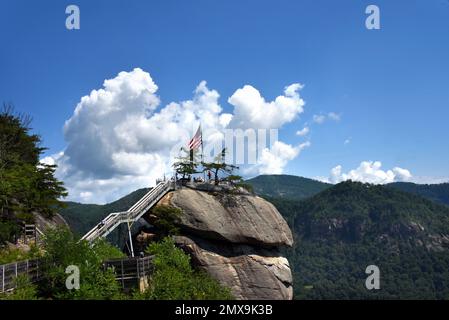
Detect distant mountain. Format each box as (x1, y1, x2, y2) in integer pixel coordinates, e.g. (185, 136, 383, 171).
(387, 182, 449, 206)
(60, 188, 149, 236)
(246, 174, 331, 200)
(246, 174, 449, 208)
(58, 176, 449, 299)
(270, 181, 449, 299)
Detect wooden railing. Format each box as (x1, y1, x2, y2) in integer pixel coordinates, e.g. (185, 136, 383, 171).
(103, 256, 153, 291)
(103, 256, 154, 291)
(0, 259, 41, 293)
(1, 255, 155, 293)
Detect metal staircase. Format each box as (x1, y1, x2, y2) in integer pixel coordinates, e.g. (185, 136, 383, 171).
(81, 180, 175, 244)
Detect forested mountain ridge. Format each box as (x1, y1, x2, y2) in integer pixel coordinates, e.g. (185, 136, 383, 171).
(60, 175, 449, 237)
(270, 181, 449, 299)
(246, 174, 331, 200)
(246, 174, 449, 206)
(387, 182, 449, 206)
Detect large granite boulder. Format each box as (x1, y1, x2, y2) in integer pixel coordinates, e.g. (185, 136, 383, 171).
(174, 235, 293, 300)
(170, 188, 293, 247)
(151, 187, 294, 300)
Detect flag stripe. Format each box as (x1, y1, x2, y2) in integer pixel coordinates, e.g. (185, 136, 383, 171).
(188, 125, 202, 150)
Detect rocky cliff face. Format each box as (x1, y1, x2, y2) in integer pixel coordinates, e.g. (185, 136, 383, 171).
(33, 212, 68, 232)
(156, 186, 294, 300)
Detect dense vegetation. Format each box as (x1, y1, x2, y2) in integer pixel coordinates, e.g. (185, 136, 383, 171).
(149, 205, 182, 239)
(135, 237, 233, 300)
(0, 106, 67, 245)
(387, 182, 449, 206)
(247, 175, 449, 206)
(40, 227, 126, 299)
(0, 227, 232, 300)
(0, 227, 125, 300)
(269, 181, 449, 299)
(0, 244, 41, 264)
(246, 174, 331, 200)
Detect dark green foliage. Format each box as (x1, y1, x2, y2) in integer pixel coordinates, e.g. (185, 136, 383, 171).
(1, 229, 233, 300)
(246, 174, 331, 200)
(247, 174, 449, 206)
(202, 148, 238, 185)
(387, 182, 449, 206)
(0, 244, 41, 264)
(39, 226, 125, 300)
(237, 183, 253, 193)
(136, 237, 233, 300)
(0, 219, 21, 245)
(0, 106, 67, 244)
(225, 175, 253, 193)
(270, 181, 449, 299)
(150, 205, 182, 238)
(0, 275, 39, 300)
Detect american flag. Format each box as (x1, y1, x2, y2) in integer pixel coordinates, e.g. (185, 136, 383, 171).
(188, 125, 202, 150)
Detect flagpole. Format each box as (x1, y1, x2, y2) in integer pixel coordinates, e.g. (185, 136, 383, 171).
(201, 123, 206, 182)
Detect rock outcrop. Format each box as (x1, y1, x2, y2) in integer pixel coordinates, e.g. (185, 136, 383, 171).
(155, 186, 294, 300)
(33, 212, 68, 232)
(170, 188, 293, 247)
(174, 235, 293, 300)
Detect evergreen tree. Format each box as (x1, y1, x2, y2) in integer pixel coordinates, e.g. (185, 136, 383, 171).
(173, 147, 200, 180)
(0, 105, 67, 244)
(202, 148, 238, 185)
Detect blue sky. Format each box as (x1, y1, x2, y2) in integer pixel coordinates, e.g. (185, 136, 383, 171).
(1, 0, 449, 202)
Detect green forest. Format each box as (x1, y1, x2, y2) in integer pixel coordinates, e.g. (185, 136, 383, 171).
(266, 180, 449, 299)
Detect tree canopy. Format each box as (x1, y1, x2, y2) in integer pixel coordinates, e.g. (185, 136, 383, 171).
(268, 181, 449, 299)
(202, 148, 238, 185)
(0, 106, 67, 245)
(173, 147, 200, 179)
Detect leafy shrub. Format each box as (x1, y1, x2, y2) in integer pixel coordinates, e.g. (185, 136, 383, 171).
(136, 237, 233, 300)
(150, 205, 182, 238)
(39, 226, 125, 300)
(0, 220, 21, 246)
(0, 244, 41, 264)
(0, 275, 38, 300)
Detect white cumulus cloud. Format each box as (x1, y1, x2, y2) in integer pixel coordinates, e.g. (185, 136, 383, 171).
(312, 114, 326, 124)
(49, 68, 307, 203)
(313, 112, 341, 124)
(246, 141, 311, 176)
(296, 126, 310, 137)
(325, 161, 412, 184)
(228, 83, 305, 129)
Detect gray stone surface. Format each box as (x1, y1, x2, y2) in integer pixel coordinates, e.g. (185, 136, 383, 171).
(174, 235, 293, 300)
(170, 188, 293, 247)
(152, 187, 294, 300)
